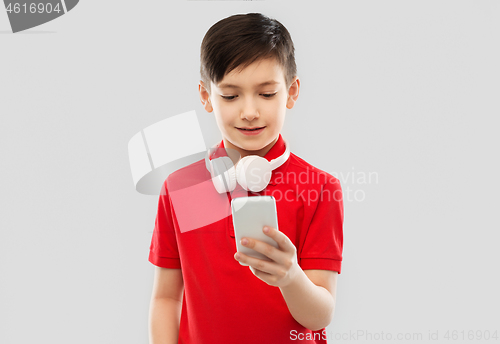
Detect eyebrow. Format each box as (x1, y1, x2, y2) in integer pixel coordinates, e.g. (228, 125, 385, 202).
(217, 80, 280, 89)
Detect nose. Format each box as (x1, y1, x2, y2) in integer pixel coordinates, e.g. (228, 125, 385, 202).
(240, 98, 260, 122)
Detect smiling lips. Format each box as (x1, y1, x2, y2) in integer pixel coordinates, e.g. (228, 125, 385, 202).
(237, 127, 265, 131)
(237, 127, 265, 135)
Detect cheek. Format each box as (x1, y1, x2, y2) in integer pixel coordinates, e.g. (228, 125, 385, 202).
(274, 93, 288, 107)
(211, 99, 226, 116)
(268, 97, 287, 114)
(214, 104, 234, 123)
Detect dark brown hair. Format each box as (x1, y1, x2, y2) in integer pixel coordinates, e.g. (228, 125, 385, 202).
(200, 13, 297, 95)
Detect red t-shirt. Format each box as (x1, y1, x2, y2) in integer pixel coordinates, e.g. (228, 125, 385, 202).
(149, 133, 344, 343)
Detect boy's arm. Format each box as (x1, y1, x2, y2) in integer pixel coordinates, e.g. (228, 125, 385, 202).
(234, 226, 339, 331)
(149, 266, 184, 344)
(279, 269, 338, 331)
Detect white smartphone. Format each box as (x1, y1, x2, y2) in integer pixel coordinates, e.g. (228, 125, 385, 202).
(231, 196, 279, 266)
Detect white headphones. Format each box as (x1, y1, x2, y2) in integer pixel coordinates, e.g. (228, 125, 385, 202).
(205, 138, 290, 193)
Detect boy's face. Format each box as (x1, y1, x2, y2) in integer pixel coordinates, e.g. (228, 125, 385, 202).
(199, 57, 299, 160)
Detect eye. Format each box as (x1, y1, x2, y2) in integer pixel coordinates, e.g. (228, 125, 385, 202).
(220, 92, 277, 100)
(262, 92, 277, 98)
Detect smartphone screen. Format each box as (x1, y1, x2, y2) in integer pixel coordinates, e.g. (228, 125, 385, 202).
(231, 196, 279, 266)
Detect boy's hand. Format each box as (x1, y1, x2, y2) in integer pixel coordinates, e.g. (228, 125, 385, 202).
(234, 226, 301, 288)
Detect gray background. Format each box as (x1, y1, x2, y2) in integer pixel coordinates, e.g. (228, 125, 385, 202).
(1, 0, 499, 343)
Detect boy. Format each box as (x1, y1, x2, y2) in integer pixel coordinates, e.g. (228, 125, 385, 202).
(148, 13, 343, 344)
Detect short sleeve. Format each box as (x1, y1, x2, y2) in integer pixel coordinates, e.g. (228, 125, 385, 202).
(148, 181, 182, 269)
(299, 176, 344, 274)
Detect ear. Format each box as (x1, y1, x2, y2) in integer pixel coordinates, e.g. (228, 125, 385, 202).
(286, 76, 300, 110)
(199, 81, 214, 113)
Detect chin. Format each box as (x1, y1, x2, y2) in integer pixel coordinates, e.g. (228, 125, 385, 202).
(237, 141, 263, 151)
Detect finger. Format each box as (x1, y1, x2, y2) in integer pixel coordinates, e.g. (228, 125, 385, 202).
(249, 265, 272, 277)
(241, 236, 287, 263)
(262, 226, 295, 253)
(235, 252, 276, 275)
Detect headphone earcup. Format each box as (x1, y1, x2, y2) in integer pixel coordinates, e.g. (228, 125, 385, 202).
(236, 156, 272, 192)
(234, 157, 250, 191)
(224, 164, 237, 192)
(211, 156, 237, 193)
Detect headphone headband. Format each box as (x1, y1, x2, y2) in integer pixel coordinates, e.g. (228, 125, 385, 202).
(205, 138, 290, 193)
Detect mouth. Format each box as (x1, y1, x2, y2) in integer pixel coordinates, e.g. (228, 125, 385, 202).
(236, 126, 265, 131)
(236, 126, 266, 135)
